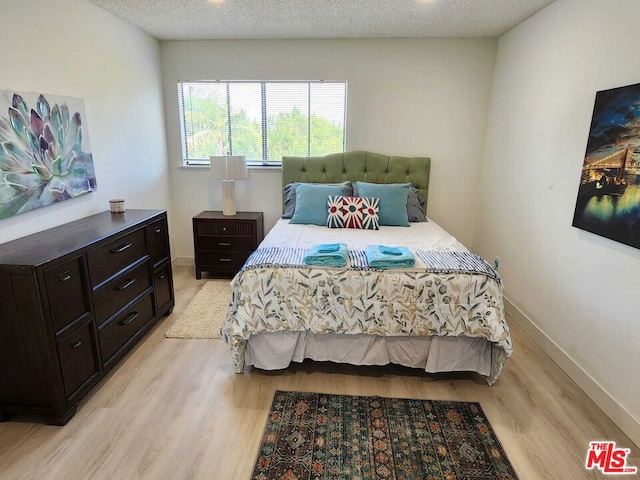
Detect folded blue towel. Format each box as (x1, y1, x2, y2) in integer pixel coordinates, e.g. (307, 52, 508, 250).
(365, 245, 415, 269)
(317, 243, 341, 253)
(380, 246, 403, 256)
(304, 243, 348, 267)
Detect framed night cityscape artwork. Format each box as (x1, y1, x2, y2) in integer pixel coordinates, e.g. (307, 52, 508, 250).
(572, 82, 640, 249)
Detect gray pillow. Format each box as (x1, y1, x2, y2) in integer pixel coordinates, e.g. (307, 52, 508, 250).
(407, 187, 428, 222)
(283, 181, 352, 219)
(282, 183, 298, 219)
(352, 184, 427, 222)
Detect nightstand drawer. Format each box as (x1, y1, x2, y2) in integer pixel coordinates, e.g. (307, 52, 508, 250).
(195, 221, 255, 236)
(198, 250, 252, 267)
(87, 228, 147, 287)
(93, 261, 151, 326)
(193, 211, 264, 279)
(196, 235, 256, 251)
(99, 293, 154, 364)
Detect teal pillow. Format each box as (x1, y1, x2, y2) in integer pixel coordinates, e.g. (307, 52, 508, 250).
(290, 183, 350, 225)
(283, 181, 351, 219)
(352, 184, 427, 222)
(355, 182, 410, 226)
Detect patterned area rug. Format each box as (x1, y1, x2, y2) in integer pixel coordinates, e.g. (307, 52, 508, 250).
(252, 391, 518, 480)
(164, 280, 231, 339)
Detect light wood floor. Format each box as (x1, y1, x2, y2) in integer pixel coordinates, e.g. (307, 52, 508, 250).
(0, 266, 637, 479)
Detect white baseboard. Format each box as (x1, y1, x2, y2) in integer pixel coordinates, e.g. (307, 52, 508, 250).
(504, 297, 640, 448)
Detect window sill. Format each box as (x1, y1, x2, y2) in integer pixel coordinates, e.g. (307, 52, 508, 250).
(178, 164, 282, 171)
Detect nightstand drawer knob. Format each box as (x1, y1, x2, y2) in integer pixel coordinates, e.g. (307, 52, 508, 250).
(218, 242, 231, 246)
(154, 226, 162, 233)
(71, 339, 83, 349)
(222, 227, 227, 231)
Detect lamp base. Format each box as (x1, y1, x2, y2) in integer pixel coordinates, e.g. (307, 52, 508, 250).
(221, 179, 237, 216)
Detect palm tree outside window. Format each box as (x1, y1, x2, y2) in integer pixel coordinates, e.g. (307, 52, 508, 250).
(178, 81, 347, 167)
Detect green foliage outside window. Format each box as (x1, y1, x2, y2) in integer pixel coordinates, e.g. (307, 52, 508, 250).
(179, 81, 346, 165)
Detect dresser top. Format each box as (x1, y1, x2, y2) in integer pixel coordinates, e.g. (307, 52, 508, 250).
(0, 209, 165, 269)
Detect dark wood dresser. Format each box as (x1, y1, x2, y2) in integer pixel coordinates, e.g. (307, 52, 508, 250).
(0, 209, 174, 425)
(193, 211, 264, 278)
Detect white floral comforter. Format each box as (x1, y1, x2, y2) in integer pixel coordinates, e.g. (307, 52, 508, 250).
(221, 220, 512, 384)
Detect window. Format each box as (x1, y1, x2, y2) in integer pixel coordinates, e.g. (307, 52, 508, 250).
(178, 81, 347, 166)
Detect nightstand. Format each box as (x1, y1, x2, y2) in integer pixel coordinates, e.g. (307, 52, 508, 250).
(192, 211, 264, 279)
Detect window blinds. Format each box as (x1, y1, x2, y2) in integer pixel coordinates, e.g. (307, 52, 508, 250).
(178, 81, 347, 165)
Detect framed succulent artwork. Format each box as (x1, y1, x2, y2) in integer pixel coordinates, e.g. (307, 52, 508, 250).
(572, 82, 640, 249)
(0, 91, 97, 219)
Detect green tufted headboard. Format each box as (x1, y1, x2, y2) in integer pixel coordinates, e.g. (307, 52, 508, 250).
(282, 151, 431, 214)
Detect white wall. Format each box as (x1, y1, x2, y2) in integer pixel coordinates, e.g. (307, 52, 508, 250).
(0, 0, 170, 243)
(160, 38, 497, 262)
(478, 0, 640, 444)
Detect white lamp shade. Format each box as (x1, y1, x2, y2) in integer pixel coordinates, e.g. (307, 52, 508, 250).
(210, 155, 248, 180)
(227, 155, 248, 179)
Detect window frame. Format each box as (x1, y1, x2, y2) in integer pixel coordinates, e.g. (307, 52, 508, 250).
(177, 80, 348, 167)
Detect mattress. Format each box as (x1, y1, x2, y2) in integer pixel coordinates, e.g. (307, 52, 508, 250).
(260, 218, 467, 252)
(221, 219, 512, 384)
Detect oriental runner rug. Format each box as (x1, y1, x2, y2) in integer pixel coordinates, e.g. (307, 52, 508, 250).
(252, 391, 518, 480)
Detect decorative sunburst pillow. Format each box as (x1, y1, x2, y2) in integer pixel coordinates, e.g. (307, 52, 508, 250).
(327, 196, 380, 230)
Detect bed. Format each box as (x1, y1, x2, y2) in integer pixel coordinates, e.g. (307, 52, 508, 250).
(221, 151, 512, 384)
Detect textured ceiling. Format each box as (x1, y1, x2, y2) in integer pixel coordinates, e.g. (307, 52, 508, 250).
(86, 0, 556, 40)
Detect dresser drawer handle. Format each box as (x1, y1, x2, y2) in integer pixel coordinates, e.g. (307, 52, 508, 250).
(219, 258, 231, 262)
(71, 338, 83, 349)
(218, 242, 232, 246)
(58, 271, 72, 282)
(157, 273, 166, 280)
(110, 243, 132, 254)
(119, 311, 139, 326)
(116, 278, 136, 290)
(154, 226, 162, 233)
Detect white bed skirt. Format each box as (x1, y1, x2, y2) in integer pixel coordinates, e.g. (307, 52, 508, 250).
(245, 332, 492, 377)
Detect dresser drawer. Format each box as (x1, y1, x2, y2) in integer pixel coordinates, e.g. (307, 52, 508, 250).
(87, 228, 147, 287)
(99, 293, 154, 364)
(57, 321, 98, 399)
(153, 265, 172, 313)
(44, 256, 90, 334)
(197, 250, 252, 268)
(195, 221, 255, 236)
(93, 261, 151, 326)
(196, 235, 255, 252)
(148, 218, 169, 267)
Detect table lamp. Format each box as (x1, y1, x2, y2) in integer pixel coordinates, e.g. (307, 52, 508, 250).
(210, 155, 248, 216)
